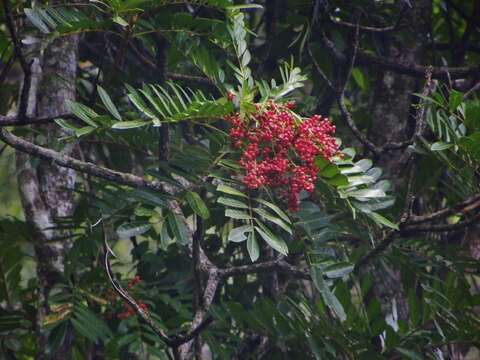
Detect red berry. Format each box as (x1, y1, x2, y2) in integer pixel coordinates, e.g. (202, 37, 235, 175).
(224, 102, 338, 211)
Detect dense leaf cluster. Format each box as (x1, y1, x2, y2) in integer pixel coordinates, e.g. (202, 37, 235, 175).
(0, 0, 479, 359)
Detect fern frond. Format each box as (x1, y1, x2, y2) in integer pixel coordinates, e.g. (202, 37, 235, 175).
(124, 81, 233, 124)
(258, 61, 307, 101)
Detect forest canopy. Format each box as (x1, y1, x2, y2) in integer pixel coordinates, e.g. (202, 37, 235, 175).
(0, 0, 479, 359)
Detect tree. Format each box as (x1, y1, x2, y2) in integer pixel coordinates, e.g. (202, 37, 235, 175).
(0, 0, 479, 359)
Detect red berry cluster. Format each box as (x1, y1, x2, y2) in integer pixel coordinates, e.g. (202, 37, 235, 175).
(225, 101, 339, 211)
(115, 275, 149, 319)
(117, 302, 148, 320)
(127, 275, 141, 289)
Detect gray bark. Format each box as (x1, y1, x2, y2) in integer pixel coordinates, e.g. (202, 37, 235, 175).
(368, 0, 432, 324)
(16, 34, 79, 359)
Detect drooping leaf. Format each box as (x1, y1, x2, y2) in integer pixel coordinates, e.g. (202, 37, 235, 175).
(217, 197, 249, 209)
(311, 266, 346, 322)
(97, 85, 122, 120)
(217, 184, 248, 198)
(254, 223, 288, 255)
(116, 222, 151, 239)
(228, 225, 252, 243)
(112, 120, 149, 129)
(185, 191, 210, 219)
(167, 212, 189, 245)
(247, 232, 260, 262)
(225, 209, 252, 220)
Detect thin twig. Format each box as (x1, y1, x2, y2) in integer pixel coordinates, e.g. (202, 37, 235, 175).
(353, 231, 397, 274)
(329, 16, 396, 33)
(464, 81, 480, 98)
(409, 194, 480, 224)
(319, 27, 480, 81)
(402, 211, 480, 233)
(355, 51, 479, 81)
(3, 0, 31, 119)
(103, 223, 172, 344)
(310, 24, 382, 156)
(102, 220, 214, 348)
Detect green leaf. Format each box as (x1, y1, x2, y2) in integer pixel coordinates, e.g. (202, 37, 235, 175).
(25, 8, 50, 33)
(345, 175, 376, 188)
(97, 85, 121, 120)
(247, 232, 260, 262)
(241, 49, 251, 67)
(55, 118, 81, 131)
(448, 89, 463, 112)
(228, 225, 252, 243)
(116, 222, 151, 238)
(314, 156, 330, 171)
(185, 191, 210, 219)
(112, 15, 128, 27)
(131, 189, 170, 207)
(458, 132, 480, 160)
(227, 4, 263, 10)
(345, 189, 386, 199)
(66, 100, 98, 127)
(430, 141, 453, 151)
(72, 304, 112, 342)
(252, 208, 292, 234)
(326, 174, 349, 187)
(367, 212, 399, 230)
(225, 209, 252, 220)
(323, 264, 354, 279)
(159, 220, 172, 250)
(351, 68, 366, 90)
(167, 212, 189, 245)
(112, 120, 149, 129)
(255, 198, 291, 223)
(319, 163, 340, 178)
(71, 318, 97, 342)
(355, 159, 373, 172)
(217, 184, 248, 198)
(126, 84, 157, 118)
(311, 266, 346, 321)
(465, 100, 480, 132)
(254, 223, 288, 255)
(75, 126, 95, 137)
(217, 196, 249, 209)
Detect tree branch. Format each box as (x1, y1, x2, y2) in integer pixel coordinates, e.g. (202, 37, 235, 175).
(353, 231, 397, 274)
(409, 194, 480, 224)
(355, 51, 480, 81)
(402, 211, 480, 233)
(317, 30, 480, 81)
(311, 33, 440, 157)
(0, 128, 175, 194)
(220, 259, 310, 280)
(329, 16, 396, 33)
(0, 114, 71, 126)
(354, 210, 480, 273)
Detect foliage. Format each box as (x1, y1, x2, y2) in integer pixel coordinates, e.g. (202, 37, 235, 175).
(1, 0, 480, 359)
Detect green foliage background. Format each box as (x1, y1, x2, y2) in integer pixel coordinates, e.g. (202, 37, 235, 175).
(0, 0, 479, 359)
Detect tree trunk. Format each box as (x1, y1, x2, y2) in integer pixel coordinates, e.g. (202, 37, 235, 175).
(368, 0, 432, 324)
(16, 34, 78, 359)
